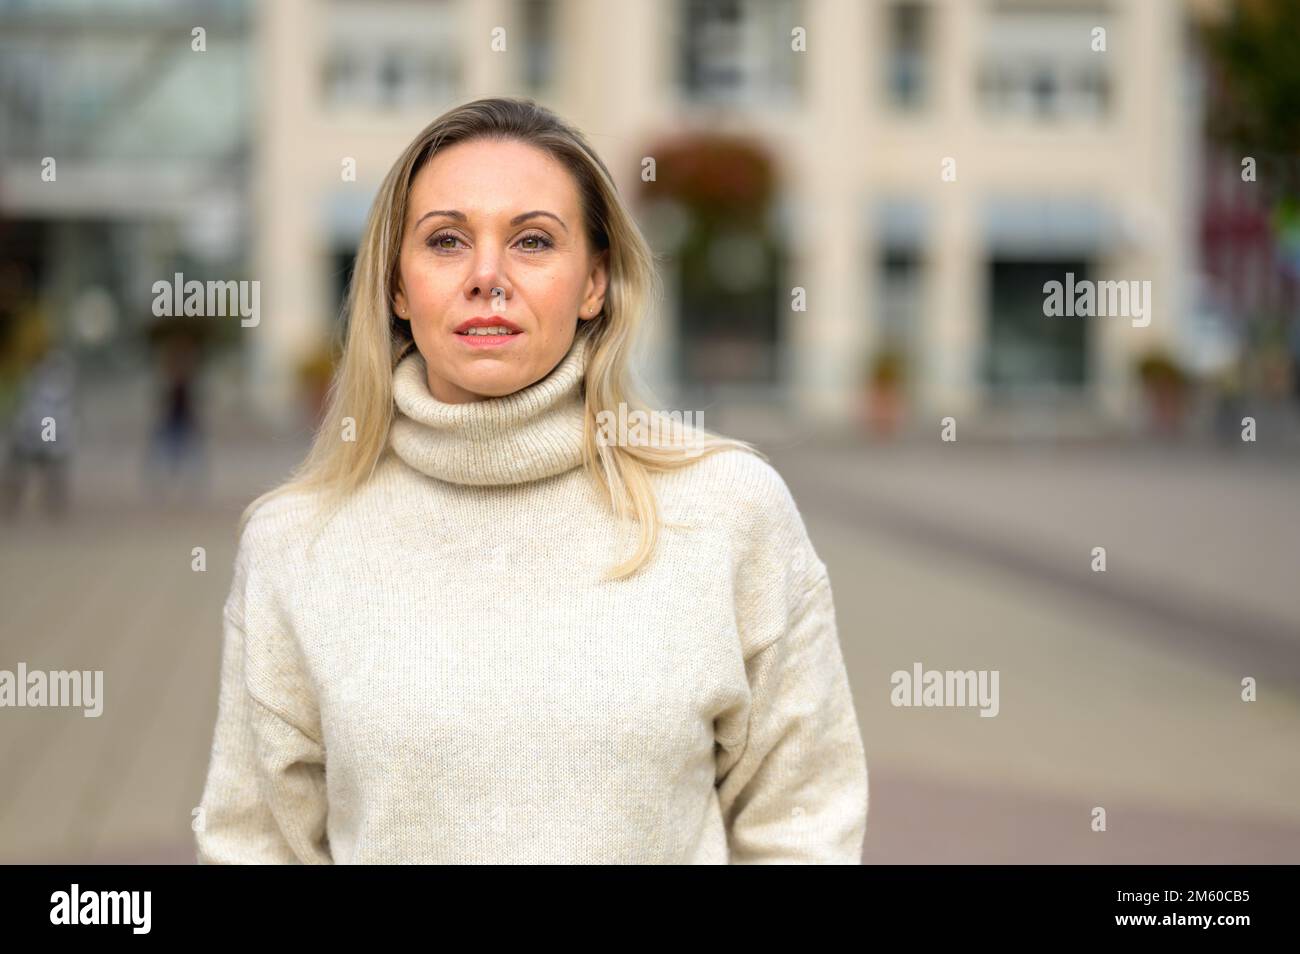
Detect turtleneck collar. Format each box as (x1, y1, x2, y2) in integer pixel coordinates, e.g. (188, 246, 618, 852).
(388, 332, 589, 486)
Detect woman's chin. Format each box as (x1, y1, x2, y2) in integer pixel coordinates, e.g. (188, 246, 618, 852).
(449, 368, 530, 401)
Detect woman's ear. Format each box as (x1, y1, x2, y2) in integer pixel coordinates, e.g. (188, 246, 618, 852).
(393, 285, 408, 320)
(582, 250, 609, 320)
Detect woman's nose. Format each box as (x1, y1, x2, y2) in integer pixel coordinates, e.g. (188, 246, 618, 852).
(467, 255, 508, 303)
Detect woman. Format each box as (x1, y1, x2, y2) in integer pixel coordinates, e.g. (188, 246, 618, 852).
(196, 97, 867, 864)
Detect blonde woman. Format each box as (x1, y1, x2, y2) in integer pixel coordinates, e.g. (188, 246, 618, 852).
(196, 97, 867, 864)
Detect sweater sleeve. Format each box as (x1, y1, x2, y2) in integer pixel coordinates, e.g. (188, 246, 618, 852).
(714, 459, 869, 864)
(195, 521, 332, 865)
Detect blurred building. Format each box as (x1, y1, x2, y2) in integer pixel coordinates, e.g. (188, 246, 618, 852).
(253, 0, 1212, 431)
(2, 0, 1252, 432)
(0, 0, 252, 430)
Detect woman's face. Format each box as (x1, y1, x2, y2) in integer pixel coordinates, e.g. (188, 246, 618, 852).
(393, 138, 608, 403)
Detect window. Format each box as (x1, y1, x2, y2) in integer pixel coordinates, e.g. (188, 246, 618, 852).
(872, 198, 930, 370)
(885, 1, 930, 111)
(679, 0, 801, 107)
(879, 247, 924, 357)
(518, 0, 556, 92)
(321, 0, 461, 110)
(977, 2, 1111, 121)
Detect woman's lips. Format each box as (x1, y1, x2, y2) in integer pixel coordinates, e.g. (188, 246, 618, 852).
(455, 330, 522, 349)
(453, 316, 524, 347)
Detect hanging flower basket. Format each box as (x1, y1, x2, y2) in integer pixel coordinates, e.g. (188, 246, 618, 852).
(638, 132, 777, 223)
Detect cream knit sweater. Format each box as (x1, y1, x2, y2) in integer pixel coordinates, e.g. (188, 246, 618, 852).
(195, 332, 868, 864)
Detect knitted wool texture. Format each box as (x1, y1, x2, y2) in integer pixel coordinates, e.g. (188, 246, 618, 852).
(196, 332, 869, 864)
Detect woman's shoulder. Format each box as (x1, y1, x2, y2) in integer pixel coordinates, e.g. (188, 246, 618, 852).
(222, 484, 325, 625)
(234, 482, 330, 570)
(658, 445, 810, 540)
(661, 444, 828, 604)
(673, 443, 789, 496)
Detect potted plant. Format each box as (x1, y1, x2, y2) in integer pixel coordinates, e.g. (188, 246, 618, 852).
(861, 347, 907, 438)
(297, 344, 339, 429)
(1135, 348, 1189, 435)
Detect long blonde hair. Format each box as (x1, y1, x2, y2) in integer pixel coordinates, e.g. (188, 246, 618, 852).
(239, 96, 761, 580)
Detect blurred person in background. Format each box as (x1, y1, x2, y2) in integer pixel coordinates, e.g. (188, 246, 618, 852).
(1, 312, 76, 521)
(143, 326, 209, 504)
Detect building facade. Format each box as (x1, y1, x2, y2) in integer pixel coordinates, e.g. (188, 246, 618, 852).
(251, 0, 1196, 429)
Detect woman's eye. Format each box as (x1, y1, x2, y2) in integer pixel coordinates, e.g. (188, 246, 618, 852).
(428, 232, 463, 251)
(517, 233, 554, 252)
(426, 231, 553, 253)
(428, 230, 465, 248)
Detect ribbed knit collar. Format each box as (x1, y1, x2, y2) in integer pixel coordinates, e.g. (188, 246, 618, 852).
(388, 333, 589, 486)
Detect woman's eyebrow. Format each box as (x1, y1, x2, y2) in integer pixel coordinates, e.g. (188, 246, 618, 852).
(413, 209, 568, 233)
(512, 210, 568, 232)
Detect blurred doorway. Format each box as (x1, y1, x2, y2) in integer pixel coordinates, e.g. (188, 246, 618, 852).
(675, 229, 782, 387)
(983, 259, 1091, 393)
